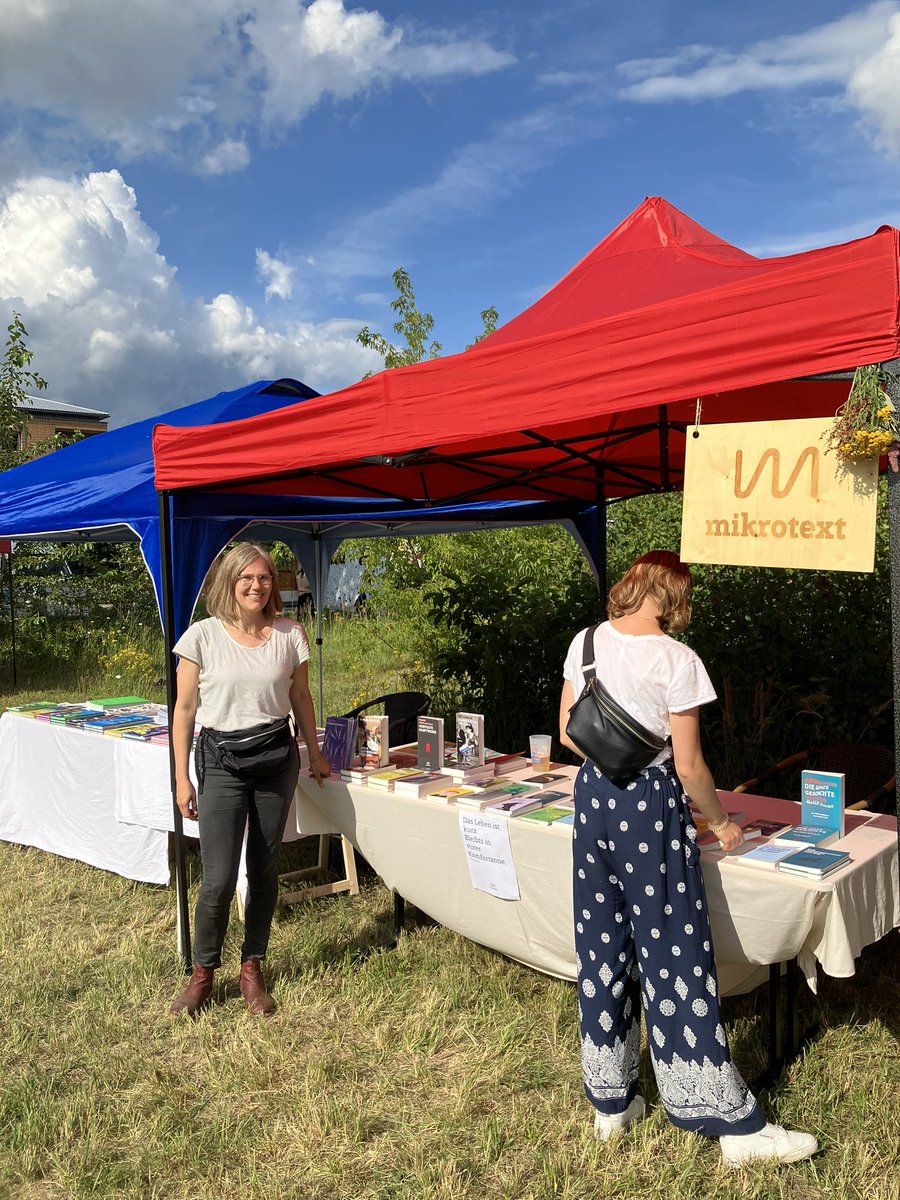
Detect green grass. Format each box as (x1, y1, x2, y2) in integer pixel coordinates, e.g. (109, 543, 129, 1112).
(0, 838, 898, 1200)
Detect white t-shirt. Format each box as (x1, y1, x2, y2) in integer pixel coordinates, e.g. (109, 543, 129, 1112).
(173, 616, 310, 732)
(563, 621, 716, 767)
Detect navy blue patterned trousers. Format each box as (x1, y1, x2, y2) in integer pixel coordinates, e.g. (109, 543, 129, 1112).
(572, 760, 764, 1138)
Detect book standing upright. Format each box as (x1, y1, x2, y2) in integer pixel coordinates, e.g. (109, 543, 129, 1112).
(455, 711, 485, 767)
(800, 769, 845, 840)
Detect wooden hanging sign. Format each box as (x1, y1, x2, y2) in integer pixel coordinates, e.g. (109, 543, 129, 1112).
(680, 417, 877, 572)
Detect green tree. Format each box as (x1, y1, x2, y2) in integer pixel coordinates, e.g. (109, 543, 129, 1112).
(356, 268, 498, 375)
(1, 313, 48, 470)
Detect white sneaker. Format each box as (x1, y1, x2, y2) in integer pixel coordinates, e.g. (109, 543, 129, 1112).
(593, 1095, 645, 1140)
(720, 1122, 818, 1166)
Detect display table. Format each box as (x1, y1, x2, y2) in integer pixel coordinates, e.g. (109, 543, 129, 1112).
(0, 714, 303, 888)
(292, 772, 900, 998)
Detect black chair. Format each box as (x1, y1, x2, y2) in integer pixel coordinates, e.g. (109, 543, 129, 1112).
(733, 742, 896, 812)
(342, 691, 431, 747)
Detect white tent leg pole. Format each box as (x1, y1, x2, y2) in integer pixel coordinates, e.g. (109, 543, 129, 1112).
(315, 534, 324, 718)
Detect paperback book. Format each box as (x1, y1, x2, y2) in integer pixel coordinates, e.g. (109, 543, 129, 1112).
(85, 695, 149, 711)
(519, 805, 576, 825)
(455, 789, 512, 810)
(800, 769, 845, 840)
(455, 711, 485, 767)
(484, 794, 546, 818)
(417, 716, 445, 771)
(732, 842, 798, 870)
(322, 716, 358, 772)
(775, 845, 851, 878)
(521, 772, 569, 786)
(358, 714, 389, 768)
(484, 749, 529, 775)
(393, 771, 453, 798)
(365, 767, 422, 791)
(424, 785, 477, 804)
(741, 817, 794, 838)
(442, 760, 495, 785)
(770, 824, 840, 849)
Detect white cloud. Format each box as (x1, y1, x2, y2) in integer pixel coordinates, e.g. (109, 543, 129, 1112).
(0, 0, 513, 170)
(0, 170, 378, 426)
(256, 250, 296, 301)
(847, 13, 900, 156)
(617, 2, 900, 160)
(201, 139, 251, 175)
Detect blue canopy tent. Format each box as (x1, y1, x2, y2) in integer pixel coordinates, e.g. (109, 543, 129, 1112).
(0, 382, 602, 964)
(0, 377, 321, 640)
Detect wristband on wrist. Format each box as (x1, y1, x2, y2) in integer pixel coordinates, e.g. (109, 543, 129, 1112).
(709, 817, 733, 834)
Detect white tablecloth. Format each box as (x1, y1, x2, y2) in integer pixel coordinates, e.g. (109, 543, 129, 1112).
(0, 714, 170, 884)
(293, 774, 900, 996)
(0, 714, 303, 888)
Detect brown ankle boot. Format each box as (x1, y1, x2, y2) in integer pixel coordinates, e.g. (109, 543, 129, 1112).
(170, 964, 215, 1016)
(240, 959, 275, 1015)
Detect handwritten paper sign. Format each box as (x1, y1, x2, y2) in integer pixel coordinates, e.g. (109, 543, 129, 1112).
(458, 811, 520, 900)
(680, 418, 877, 572)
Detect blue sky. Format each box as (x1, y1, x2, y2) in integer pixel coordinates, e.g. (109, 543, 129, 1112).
(1, 0, 900, 426)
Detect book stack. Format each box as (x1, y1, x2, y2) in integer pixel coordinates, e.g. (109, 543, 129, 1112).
(485, 749, 530, 776)
(82, 713, 157, 735)
(365, 767, 423, 791)
(770, 825, 840, 850)
(776, 845, 851, 879)
(121, 724, 170, 741)
(732, 842, 799, 871)
(422, 785, 478, 805)
(484, 793, 547, 818)
(442, 758, 495, 786)
(85, 695, 151, 711)
(393, 771, 453, 798)
(6, 702, 62, 718)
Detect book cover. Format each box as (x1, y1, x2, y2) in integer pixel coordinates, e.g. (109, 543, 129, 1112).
(442, 760, 495, 785)
(322, 716, 358, 772)
(424, 785, 477, 804)
(393, 771, 453, 798)
(771, 824, 840, 849)
(85, 695, 149, 711)
(365, 767, 421, 790)
(533, 791, 573, 807)
(484, 780, 544, 798)
(732, 842, 798, 869)
(358, 714, 389, 768)
(800, 769, 845, 839)
(484, 794, 546, 818)
(741, 818, 793, 838)
(454, 789, 510, 810)
(776, 845, 851, 876)
(485, 749, 529, 775)
(521, 772, 568, 786)
(455, 711, 485, 767)
(417, 716, 445, 771)
(520, 805, 575, 825)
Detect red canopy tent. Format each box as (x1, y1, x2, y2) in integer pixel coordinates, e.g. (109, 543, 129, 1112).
(153, 196, 900, 506)
(153, 197, 900, 968)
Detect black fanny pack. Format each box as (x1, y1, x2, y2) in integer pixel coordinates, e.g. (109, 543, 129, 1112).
(198, 717, 296, 784)
(566, 625, 669, 784)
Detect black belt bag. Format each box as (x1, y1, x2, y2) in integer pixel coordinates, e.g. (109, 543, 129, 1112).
(198, 717, 296, 784)
(566, 625, 669, 784)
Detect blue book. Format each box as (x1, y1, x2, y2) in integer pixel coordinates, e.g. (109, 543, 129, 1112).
(322, 716, 358, 772)
(776, 845, 851, 877)
(771, 824, 840, 849)
(800, 769, 845, 839)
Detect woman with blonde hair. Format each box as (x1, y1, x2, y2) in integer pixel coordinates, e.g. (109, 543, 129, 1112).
(170, 542, 330, 1017)
(559, 550, 816, 1166)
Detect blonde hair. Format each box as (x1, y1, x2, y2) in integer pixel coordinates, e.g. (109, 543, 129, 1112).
(607, 550, 693, 634)
(204, 543, 282, 622)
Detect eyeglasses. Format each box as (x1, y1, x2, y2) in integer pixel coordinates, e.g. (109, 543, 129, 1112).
(237, 574, 273, 586)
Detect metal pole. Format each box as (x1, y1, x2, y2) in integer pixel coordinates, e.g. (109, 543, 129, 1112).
(884, 365, 900, 875)
(314, 532, 324, 719)
(157, 491, 192, 971)
(595, 467, 608, 602)
(5, 545, 16, 687)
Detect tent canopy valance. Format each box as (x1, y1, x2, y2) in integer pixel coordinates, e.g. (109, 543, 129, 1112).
(153, 197, 900, 506)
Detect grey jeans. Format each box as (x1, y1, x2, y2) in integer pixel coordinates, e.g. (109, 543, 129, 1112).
(192, 746, 300, 968)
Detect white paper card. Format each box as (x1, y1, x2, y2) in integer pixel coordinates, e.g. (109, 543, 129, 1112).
(458, 811, 520, 900)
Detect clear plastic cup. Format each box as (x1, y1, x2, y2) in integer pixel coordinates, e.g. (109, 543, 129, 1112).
(529, 734, 552, 773)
